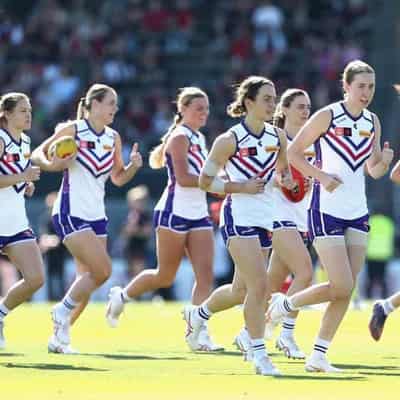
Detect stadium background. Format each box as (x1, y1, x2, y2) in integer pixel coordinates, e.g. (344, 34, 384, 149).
(1, 0, 400, 301)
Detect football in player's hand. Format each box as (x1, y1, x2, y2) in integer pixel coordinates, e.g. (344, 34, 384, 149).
(281, 166, 306, 203)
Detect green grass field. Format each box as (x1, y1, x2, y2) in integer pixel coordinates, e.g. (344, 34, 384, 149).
(1, 302, 399, 399)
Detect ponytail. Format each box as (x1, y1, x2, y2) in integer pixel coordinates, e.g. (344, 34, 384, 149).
(76, 97, 86, 119)
(273, 103, 285, 128)
(227, 101, 246, 118)
(149, 113, 182, 169)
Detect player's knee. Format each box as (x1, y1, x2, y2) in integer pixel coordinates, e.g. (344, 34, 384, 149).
(232, 285, 246, 304)
(158, 273, 176, 288)
(250, 279, 268, 302)
(26, 273, 45, 292)
(296, 266, 313, 288)
(92, 261, 112, 287)
(329, 280, 353, 301)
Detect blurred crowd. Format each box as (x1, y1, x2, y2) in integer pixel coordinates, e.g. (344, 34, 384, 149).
(0, 0, 375, 300)
(1, 0, 371, 155)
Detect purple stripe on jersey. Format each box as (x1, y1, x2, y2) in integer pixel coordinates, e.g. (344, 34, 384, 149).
(0, 164, 27, 193)
(60, 169, 70, 215)
(248, 151, 275, 169)
(165, 153, 176, 213)
(182, 124, 199, 138)
(323, 135, 371, 172)
(229, 157, 252, 178)
(264, 168, 275, 183)
(341, 135, 369, 151)
(85, 118, 105, 137)
(310, 139, 321, 210)
(241, 121, 266, 140)
(76, 158, 113, 178)
(340, 103, 364, 122)
(188, 159, 201, 175)
(85, 147, 114, 162)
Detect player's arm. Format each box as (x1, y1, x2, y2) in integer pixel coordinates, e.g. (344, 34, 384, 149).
(366, 114, 394, 179)
(31, 122, 76, 172)
(199, 132, 265, 195)
(288, 108, 342, 193)
(111, 133, 142, 187)
(0, 138, 40, 188)
(167, 134, 199, 187)
(274, 129, 295, 189)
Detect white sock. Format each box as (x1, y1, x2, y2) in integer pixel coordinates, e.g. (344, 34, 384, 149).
(382, 299, 395, 315)
(197, 304, 212, 321)
(312, 337, 331, 358)
(0, 303, 9, 321)
(251, 338, 267, 361)
(58, 295, 77, 317)
(121, 288, 132, 303)
(281, 317, 296, 338)
(283, 297, 296, 313)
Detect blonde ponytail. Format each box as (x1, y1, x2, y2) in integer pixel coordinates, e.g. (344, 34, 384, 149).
(76, 97, 86, 119)
(149, 113, 182, 169)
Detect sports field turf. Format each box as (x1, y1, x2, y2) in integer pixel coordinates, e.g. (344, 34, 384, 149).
(0, 302, 399, 399)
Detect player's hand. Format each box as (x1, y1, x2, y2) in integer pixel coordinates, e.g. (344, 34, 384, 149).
(382, 141, 394, 167)
(130, 142, 143, 170)
(242, 177, 266, 194)
(320, 173, 343, 193)
(304, 177, 313, 193)
(22, 166, 41, 182)
(49, 153, 76, 171)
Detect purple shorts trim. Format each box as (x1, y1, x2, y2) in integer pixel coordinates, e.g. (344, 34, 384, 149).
(273, 220, 297, 230)
(308, 210, 369, 243)
(273, 221, 310, 245)
(0, 229, 36, 251)
(153, 210, 212, 233)
(52, 214, 108, 242)
(221, 225, 272, 249)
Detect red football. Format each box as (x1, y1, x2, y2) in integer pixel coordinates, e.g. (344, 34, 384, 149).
(281, 165, 306, 203)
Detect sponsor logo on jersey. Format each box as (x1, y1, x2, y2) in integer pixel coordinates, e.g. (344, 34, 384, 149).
(239, 147, 257, 157)
(80, 140, 96, 149)
(3, 153, 20, 162)
(334, 127, 352, 136)
(359, 130, 372, 137)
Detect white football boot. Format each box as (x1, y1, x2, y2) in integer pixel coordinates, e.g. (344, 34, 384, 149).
(305, 353, 343, 373)
(48, 335, 79, 355)
(198, 324, 224, 352)
(265, 293, 290, 339)
(51, 304, 71, 346)
(276, 335, 305, 359)
(182, 305, 205, 351)
(106, 286, 125, 328)
(254, 355, 281, 376)
(233, 327, 253, 361)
